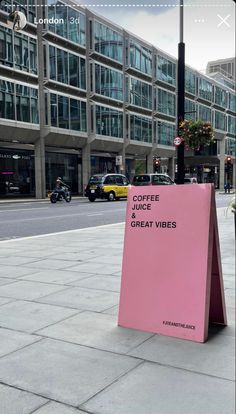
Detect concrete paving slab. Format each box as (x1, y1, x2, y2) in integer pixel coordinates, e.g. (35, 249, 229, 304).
(0, 297, 14, 306)
(0, 280, 67, 300)
(36, 286, 119, 311)
(103, 305, 119, 316)
(18, 269, 93, 285)
(0, 256, 42, 266)
(23, 259, 78, 270)
(0, 265, 38, 279)
(0, 383, 47, 414)
(82, 362, 235, 414)
(128, 332, 235, 380)
(0, 338, 141, 407)
(66, 262, 121, 275)
(34, 402, 85, 413)
(225, 295, 235, 308)
(69, 275, 121, 292)
(0, 300, 78, 333)
(0, 327, 42, 357)
(222, 264, 236, 275)
(37, 311, 153, 353)
(87, 255, 123, 266)
(0, 277, 15, 286)
(52, 252, 101, 262)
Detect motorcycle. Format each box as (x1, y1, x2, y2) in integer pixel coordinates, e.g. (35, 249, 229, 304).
(50, 186, 71, 203)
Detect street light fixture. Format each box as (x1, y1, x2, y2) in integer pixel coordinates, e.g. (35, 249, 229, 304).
(176, 0, 185, 184)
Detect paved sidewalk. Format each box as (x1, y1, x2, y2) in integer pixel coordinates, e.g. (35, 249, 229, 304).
(0, 208, 235, 414)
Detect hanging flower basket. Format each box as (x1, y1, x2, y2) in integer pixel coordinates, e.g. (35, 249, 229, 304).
(179, 120, 215, 150)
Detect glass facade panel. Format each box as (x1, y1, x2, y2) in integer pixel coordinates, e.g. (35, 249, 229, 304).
(0, 80, 38, 124)
(228, 115, 236, 135)
(130, 115, 152, 143)
(157, 121, 175, 146)
(157, 88, 175, 116)
(214, 86, 227, 108)
(185, 69, 196, 94)
(96, 105, 123, 138)
(48, 1, 86, 46)
(185, 99, 196, 121)
(130, 41, 152, 75)
(228, 93, 236, 112)
(157, 55, 176, 85)
(128, 77, 152, 109)
(0, 0, 36, 24)
(50, 93, 86, 131)
(0, 26, 37, 74)
(0, 80, 14, 120)
(198, 104, 212, 122)
(198, 78, 213, 101)
(214, 110, 226, 131)
(95, 64, 123, 101)
(94, 21, 123, 63)
(225, 138, 236, 157)
(49, 45, 86, 90)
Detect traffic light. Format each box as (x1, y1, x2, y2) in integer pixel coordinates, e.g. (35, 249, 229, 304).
(153, 158, 161, 172)
(225, 156, 233, 175)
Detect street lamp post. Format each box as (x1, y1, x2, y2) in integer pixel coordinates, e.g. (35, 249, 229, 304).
(176, 0, 185, 184)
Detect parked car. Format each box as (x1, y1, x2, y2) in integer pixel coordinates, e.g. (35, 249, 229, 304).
(132, 173, 175, 186)
(85, 173, 130, 202)
(184, 177, 198, 184)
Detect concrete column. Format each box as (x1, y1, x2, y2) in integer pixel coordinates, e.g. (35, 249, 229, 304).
(82, 143, 91, 190)
(146, 150, 154, 173)
(233, 160, 236, 190)
(35, 138, 46, 199)
(168, 157, 175, 180)
(35, 0, 46, 199)
(219, 139, 225, 191)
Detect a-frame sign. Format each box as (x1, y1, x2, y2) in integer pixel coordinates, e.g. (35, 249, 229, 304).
(118, 184, 227, 343)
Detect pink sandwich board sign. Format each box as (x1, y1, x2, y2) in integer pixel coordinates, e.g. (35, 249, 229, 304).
(118, 184, 227, 343)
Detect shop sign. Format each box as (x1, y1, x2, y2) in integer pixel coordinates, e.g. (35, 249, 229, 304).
(0, 153, 30, 160)
(118, 184, 227, 343)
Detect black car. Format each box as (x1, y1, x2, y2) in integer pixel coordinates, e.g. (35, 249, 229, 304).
(132, 173, 175, 186)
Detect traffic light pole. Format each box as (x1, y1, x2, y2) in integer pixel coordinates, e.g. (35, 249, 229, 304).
(176, 0, 185, 184)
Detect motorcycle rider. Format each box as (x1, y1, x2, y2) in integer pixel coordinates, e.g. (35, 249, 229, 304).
(54, 177, 68, 200)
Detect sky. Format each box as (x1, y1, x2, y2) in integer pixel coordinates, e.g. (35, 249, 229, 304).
(85, 0, 235, 73)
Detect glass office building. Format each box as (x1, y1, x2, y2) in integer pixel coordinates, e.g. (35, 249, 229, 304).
(0, 0, 235, 198)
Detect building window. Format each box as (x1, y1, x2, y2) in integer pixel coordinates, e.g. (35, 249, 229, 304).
(198, 78, 213, 101)
(95, 64, 123, 101)
(0, 0, 36, 24)
(50, 93, 86, 131)
(225, 138, 236, 157)
(157, 88, 175, 116)
(228, 93, 236, 112)
(128, 77, 152, 109)
(0, 26, 37, 74)
(198, 104, 212, 122)
(214, 86, 227, 108)
(157, 121, 175, 146)
(228, 115, 236, 135)
(96, 105, 123, 138)
(0, 79, 15, 120)
(49, 45, 86, 90)
(185, 99, 196, 121)
(185, 69, 196, 94)
(157, 55, 176, 85)
(94, 21, 123, 63)
(214, 110, 226, 131)
(130, 41, 152, 75)
(48, 1, 86, 47)
(130, 115, 152, 143)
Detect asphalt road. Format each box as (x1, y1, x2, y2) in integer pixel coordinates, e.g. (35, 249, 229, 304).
(0, 198, 126, 241)
(0, 192, 233, 241)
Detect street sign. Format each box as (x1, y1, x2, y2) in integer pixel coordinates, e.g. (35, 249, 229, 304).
(118, 184, 227, 343)
(116, 155, 122, 166)
(173, 137, 183, 146)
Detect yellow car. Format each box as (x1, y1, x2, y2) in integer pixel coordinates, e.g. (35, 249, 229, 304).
(85, 174, 130, 202)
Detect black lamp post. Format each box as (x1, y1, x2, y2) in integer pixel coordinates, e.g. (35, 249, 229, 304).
(176, 0, 185, 184)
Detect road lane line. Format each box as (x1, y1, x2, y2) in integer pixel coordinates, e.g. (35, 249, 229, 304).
(0, 222, 125, 243)
(0, 207, 50, 213)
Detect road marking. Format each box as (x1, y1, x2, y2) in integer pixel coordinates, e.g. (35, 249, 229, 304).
(87, 213, 103, 216)
(0, 222, 125, 243)
(0, 207, 50, 213)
